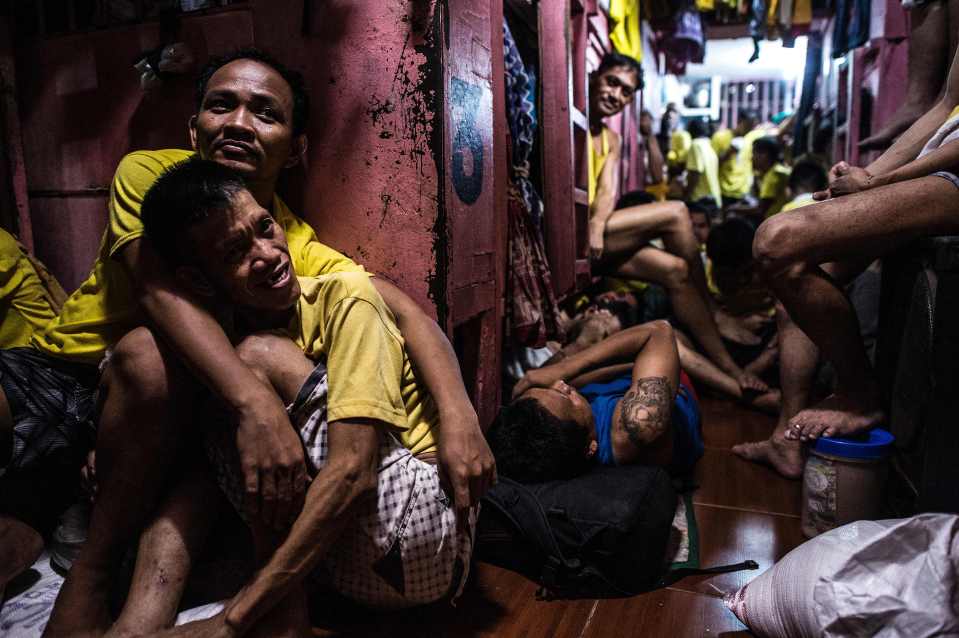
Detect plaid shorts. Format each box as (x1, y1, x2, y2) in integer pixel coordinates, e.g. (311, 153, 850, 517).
(206, 362, 476, 610)
(0, 347, 98, 477)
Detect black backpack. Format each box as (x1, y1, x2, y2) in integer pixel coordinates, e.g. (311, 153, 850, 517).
(476, 465, 679, 599)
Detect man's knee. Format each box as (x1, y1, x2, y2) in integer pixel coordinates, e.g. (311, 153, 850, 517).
(106, 327, 177, 403)
(647, 318, 674, 341)
(662, 255, 690, 289)
(753, 215, 804, 276)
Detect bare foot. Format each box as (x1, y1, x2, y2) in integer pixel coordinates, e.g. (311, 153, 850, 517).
(42, 561, 113, 638)
(732, 436, 804, 479)
(785, 392, 885, 442)
(742, 388, 781, 415)
(0, 515, 44, 599)
(733, 368, 769, 394)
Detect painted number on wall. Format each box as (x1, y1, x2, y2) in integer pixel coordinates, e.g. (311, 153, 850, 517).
(450, 76, 484, 205)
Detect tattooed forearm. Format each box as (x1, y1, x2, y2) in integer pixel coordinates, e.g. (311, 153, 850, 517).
(618, 376, 673, 448)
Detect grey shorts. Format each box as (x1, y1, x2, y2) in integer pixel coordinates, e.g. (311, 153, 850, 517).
(205, 361, 476, 610)
(0, 347, 98, 476)
(932, 171, 959, 190)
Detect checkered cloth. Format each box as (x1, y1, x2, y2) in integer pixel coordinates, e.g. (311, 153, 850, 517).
(206, 362, 476, 609)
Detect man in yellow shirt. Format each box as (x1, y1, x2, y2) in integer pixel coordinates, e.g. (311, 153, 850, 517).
(752, 136, 791, 218)
(684, 118, 722, 208)
(137, 160, 468, 633)
(0, 229, 61, 349)
(40, 50, 493, 636)
(712, 109, 764, 207)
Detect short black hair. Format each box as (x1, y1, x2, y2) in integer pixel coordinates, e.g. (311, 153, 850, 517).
(789, 157, 828, 193)
(616, 189, 656, 209)
(142, 158, 247, 266)
(706, 217, 756, 269)
(196, 48, 310, 136)
(738, 108, 760, 125)
(686, 117, 710, 140)
(752, 136, 782, 162)
(487, 398, 592, 484)
(595, 52, 644, 90)
(687, 199, 716, 223)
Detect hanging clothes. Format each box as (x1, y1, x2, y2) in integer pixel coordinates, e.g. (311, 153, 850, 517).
(748, 0, 766, 62)
(503, 19, 540, 224)
(609, 0, 643, 62)
(660, 3, 706, 74)
(503, 19, 564, 348)
(832, 0, 870, 58)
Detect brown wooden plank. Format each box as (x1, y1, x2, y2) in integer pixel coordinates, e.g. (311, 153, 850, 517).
(693, 448, 803, 517)
(583, 588, 749, 637)
(698, 396, 777, 451)
(312, 563, 596, 638)
(670, 504, 805, 597)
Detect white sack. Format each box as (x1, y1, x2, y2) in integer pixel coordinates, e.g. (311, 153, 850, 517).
(725, 514, 959, 638)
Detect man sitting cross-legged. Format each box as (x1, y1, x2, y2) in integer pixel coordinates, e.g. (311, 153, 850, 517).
(130, 159, 474, 637)
(734, 31, 959, 478)
(491, 320, 702, 484)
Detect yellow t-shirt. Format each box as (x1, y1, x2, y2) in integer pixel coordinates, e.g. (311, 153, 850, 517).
(288, 273, 437, 455)
(759, 163, 792, 217)
(0, 229, 58, 348)
(33, 149, 365, 363)
(685, 138, 722, 208)
(777, 192, 816, 214)
(667, 129, 692, 167)
(714, 128, 765, 200)
(588, 126, 611, 204)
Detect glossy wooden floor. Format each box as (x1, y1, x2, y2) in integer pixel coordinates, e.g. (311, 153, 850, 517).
(311, 396, 804, 637)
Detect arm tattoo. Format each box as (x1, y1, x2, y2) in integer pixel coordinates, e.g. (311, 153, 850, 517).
(618, 376, 673, 448)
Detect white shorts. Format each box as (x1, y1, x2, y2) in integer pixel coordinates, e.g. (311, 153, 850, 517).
(206, 362, 476, 609)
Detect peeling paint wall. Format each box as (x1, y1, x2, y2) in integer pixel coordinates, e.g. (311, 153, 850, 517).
(256, 0, 445, 321)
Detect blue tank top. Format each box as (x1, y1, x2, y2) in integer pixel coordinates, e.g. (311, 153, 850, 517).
(579, 374, 704, 474)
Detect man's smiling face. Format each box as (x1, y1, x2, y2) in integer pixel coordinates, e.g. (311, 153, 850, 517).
(190, 58, 299, 185)
(186, 188, 300, 313)
(590, 65, 639, 118)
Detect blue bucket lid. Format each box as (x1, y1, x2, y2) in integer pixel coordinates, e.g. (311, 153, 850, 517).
(813, 428, 895, 460)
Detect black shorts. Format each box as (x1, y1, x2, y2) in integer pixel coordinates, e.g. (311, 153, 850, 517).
(0, 347, 99, 476)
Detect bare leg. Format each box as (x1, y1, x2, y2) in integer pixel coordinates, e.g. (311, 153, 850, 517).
(0, 515, 44, 600)
(44, 328, 197, 638)
(754, 176, 959, 441)
(860, 2, 950, 151)
(733, 304, 814, 478)
(105, 465, 222, 638)
(156, 334, 316, 638)
(675, 330, 781, 414)
(614, 246, 767, 393)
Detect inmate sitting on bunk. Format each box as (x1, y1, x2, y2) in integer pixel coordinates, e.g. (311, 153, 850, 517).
(734, 32, 959, 479)
(490, 320, 702, 484)
(587, 54, 765, 394)
(126, 159, 469, 636)
(35, 49, 492, 638)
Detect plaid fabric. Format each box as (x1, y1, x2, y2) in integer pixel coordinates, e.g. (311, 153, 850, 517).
(206, 362, 476, 609)
(0, 347, 98, 476)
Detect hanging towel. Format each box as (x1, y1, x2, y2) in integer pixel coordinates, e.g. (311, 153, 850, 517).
(609, 0, 643, 62)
